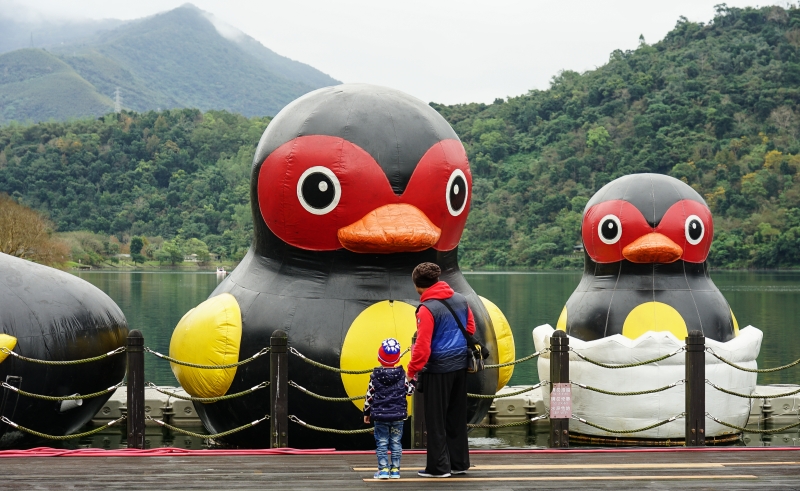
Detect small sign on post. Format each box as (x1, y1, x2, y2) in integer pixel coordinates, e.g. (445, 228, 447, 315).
(549, 330, 570, 447)
(550, 383, 572, 419)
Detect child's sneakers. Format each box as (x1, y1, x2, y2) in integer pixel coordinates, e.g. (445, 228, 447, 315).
(373, 468, 390, 479)
(390, 468, 400, 479)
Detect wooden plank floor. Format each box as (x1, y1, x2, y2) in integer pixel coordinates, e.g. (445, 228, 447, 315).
(2, 449, 798, 490)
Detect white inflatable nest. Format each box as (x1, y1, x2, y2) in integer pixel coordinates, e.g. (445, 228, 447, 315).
(533, 324, 762, 439)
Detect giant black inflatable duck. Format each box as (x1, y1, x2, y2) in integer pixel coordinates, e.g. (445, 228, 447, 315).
(170, 84, 515, 449)
(558, 173, 738, 342)
(0, 253, 127, 445)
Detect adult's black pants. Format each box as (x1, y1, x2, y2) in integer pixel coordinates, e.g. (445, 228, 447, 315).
(422, 368, 469, 475)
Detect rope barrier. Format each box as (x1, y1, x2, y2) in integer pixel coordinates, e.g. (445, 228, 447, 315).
(0, 346, 125, 366)
(147, 382, 269, 403)
(289, 415, 375, 434)
(468, 381, 548, 399)
(571, 412, 685, 434)
(706, 348, 800, 373)
(705, 380, 800, 399)
(571, 379, 685, 397)
(147, 415, 269, 439)
(289, 347, 410, 374)
(468, 413, 549, 429)
(484, 349, 548, 369)
(570, 346, 685, 369)
(289, 381, 365, 402)
(1, 416, 125, 440)
(1, 381, 124, 401)
(145, 347, 269, 369)
(705, 412, 800, 434)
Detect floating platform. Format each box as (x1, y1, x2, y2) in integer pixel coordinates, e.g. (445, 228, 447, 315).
(94, 383, 799, 432)
(1, 447, 798, 489)
(92, 386, 201, 426)
(476, 384, 800, 427)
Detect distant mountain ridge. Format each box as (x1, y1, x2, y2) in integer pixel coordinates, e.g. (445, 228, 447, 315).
(0, 4, 339, 123)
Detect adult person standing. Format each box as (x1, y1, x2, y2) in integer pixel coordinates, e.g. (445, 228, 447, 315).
(406, 262, 474, 478)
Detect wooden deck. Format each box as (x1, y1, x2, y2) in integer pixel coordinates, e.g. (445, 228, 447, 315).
(2, 448, 798, 490)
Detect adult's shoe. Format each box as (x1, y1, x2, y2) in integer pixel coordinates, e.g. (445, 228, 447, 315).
(417, 470, 451, 478)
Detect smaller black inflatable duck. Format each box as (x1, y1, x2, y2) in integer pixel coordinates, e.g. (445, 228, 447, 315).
(0, 253, 127, 444)
(558, 173, 738, 342)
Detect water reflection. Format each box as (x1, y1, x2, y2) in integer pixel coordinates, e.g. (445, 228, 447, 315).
(73, 270, 800, 387)
(74, 272, 223, 386)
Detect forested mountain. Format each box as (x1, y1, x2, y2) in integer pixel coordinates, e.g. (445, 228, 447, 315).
(2, 5, 800, 268)
(0, 4, 339, 123)
(443, 4, 800, 269)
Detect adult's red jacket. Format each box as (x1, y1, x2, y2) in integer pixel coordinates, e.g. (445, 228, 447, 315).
(407, 281, 475, 380)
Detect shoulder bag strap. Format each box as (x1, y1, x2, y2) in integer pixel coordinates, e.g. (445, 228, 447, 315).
(433, 299, 470, 343)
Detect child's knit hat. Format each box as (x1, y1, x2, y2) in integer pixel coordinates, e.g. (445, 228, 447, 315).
(378, 338, 401, 367)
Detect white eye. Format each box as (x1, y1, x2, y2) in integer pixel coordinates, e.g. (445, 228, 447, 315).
(297, 166, 341, 215)
(446, 169, 469, 216)
(685, 215, 704, 245)
(598, 215, 622, 245)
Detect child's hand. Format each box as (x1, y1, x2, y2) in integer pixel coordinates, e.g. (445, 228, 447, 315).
(363, 415, 370, 424)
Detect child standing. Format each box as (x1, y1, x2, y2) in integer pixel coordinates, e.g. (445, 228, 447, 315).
(363, 338, 415, 479)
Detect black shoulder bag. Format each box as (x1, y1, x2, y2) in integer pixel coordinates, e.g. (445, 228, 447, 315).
(434, 299, 490, 373)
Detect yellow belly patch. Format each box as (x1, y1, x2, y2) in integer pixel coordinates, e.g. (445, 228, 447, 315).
(340, 301, 415, 411)
(169, 293, 242, 399)
(0, 334, 17, 364)
(480, 296, 515, 391)
(731, 309, 739, 337)
(622, 302, 687, 340)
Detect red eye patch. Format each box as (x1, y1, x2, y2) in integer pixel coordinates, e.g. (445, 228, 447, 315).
(582, 199, 713, 264)
(257, 136, 471, 252)
(657, 200, 713, 263)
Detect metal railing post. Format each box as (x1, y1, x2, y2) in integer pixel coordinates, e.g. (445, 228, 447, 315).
(410, 333, 426, 449)
(270, 330, 288, 448)
(126, 330, 145, 449)
(549, 330, 569, 448)
(685, 330, 705, 446)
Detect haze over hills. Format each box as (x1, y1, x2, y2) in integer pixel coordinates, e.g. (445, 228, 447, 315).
(0, 3, 340, 123)
(0, 2, 125, 55)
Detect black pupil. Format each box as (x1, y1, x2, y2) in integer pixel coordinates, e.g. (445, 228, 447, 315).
(449, 175, 466, 211)
(688, 219, 702, 240)
(301, 172, 335, 209)
(601, 219, 618, 240)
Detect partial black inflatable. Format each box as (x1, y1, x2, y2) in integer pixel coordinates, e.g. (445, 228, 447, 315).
(0, 253, 128, 445)
(169, 84, 515, 449)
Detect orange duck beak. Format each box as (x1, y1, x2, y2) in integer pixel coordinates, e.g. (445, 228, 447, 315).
(337, 204, 441, 253)
(622, 233, 683, 264)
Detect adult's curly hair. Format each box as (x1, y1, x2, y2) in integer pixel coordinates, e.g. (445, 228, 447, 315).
(412, 262, 441, 288)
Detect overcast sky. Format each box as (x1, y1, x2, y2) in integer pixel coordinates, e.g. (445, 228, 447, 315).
(2, 0, 787, 104)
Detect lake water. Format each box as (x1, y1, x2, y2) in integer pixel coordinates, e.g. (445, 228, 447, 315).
(73, 270, 800, 387)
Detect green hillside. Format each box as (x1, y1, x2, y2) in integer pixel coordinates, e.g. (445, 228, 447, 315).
(3, 5, 800, 269)
(0, 49, 114, 124)
(0, 4, 339, 123)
